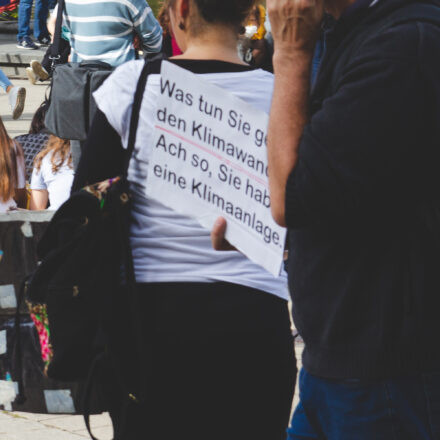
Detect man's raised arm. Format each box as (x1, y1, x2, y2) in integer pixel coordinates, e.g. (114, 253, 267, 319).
(266, 0, 323, 226)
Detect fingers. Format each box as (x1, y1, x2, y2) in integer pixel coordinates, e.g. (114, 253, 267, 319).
(211, 217, 227, 250)
(267, 0, 324, 53)
(211, 217, 236, 251)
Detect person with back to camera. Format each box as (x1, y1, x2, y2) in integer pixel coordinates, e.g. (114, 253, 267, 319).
(71, 0, 296, 439)
(213, 0, 440, 437)
(0, 116, 26, 213)
(29, 136, 74, 211)
(15, 101, 51, 181)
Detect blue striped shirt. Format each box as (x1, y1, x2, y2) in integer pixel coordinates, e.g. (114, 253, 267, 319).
(63, 0, 162, 67)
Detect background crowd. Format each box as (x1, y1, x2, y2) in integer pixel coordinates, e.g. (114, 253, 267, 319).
(1, 0, 440, 439)
(0, 0, 272, 214)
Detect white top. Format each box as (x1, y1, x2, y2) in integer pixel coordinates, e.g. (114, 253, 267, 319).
(94, 60, 289, 300)
(30, 152, 74, 211)
(0, 143, 25, 213)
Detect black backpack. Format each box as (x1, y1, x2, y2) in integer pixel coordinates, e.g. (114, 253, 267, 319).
(17, 58, 158, 439)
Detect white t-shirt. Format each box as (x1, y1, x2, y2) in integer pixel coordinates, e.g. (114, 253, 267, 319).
(94, 60, 288, 300)
(0, 142, 25, 213)
(30, 152, 74, 211)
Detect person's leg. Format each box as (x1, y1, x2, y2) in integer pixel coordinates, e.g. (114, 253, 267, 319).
(386, 371, 440, 439)
(287, 369, 324, 440)
(287, 402, 323, 440)
(290, 368, 440, 440)
(423, 371, 440, 438)
(107, 282, 297, 440)
(0, 69, 26, 120)
(33, 0, 50, 41)
(150, 283, 296, 440)
(16, 0, 33, 41)
(0, 68, 13, 92)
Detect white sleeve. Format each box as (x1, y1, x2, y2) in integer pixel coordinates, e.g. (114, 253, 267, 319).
(93, 60, 145, 149)
(30, 166, 47, 190)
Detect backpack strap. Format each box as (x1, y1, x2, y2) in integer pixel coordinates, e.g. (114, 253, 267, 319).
(50, 0, 65, 68)
(13, 277, 32, 406)
(123, 56, 165, 178)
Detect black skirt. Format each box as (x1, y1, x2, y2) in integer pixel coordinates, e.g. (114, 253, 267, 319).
(103, 281, 296, 440)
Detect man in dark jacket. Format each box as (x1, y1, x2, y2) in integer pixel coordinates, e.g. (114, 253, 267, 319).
(264, 0, 440, 437)
(211, 0, 440, 437)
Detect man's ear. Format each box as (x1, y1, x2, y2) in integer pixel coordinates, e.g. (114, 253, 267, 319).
(180, 0, 190, 20)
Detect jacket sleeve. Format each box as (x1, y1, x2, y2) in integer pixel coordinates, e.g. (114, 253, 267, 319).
(130, 0, 162, 54)
(285, 24, 426, 229)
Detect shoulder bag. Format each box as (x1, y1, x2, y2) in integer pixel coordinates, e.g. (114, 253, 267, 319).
(44, 0, 113, 141)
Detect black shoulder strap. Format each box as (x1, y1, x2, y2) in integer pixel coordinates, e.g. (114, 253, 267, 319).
(50, 0, 65, 63)
(123, 57, 164, 178)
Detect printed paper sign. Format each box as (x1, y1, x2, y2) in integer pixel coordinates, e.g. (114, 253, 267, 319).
(146, 62, 285, 276)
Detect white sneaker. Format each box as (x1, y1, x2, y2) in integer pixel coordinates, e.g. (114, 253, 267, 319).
(30, 60, 49, 81)
(8, 86, 26, 120)
(26, 67, 38, 85)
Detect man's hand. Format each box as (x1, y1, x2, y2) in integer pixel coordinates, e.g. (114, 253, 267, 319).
(211, 217, 236, 251)
(267, 0, 324, 56)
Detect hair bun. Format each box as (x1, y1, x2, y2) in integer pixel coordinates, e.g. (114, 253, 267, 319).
(194, 0, 255, 29)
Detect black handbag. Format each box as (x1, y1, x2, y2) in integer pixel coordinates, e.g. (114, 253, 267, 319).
(17, 60, 155, 437)
(44, 0, 113, 141)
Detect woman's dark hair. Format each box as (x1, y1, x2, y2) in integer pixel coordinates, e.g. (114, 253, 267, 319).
(158, 4, 171, 38)
(29, 101, 49, 134)
(193, 0, 255, 30)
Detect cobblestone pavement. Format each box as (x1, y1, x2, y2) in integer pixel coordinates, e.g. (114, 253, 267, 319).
(0, 76, 304, 439)
(0, 411, 113, 439)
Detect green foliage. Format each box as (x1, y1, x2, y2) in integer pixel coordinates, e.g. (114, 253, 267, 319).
(149, 0, 162, 16)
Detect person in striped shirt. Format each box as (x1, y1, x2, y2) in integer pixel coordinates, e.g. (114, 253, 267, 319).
(63, 0, 163, 67)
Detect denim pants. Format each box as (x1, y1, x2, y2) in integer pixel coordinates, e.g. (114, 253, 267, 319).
(0, 68, 12, 92)
(17, 0, 49, 40)
(287, 368, 440, 440)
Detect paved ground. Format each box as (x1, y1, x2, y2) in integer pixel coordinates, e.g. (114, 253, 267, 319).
(0, 340, 303, 439)
(0, 78, 48, 137)
(0, 32, 47, 79)
(0, 50, 304, 439)
(0, 411, 113, 439)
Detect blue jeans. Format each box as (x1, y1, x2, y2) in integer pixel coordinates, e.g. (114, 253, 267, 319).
(17, 0, 49, 40)
(0, 68, 12, 92)
(287, 368, 440, 440)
